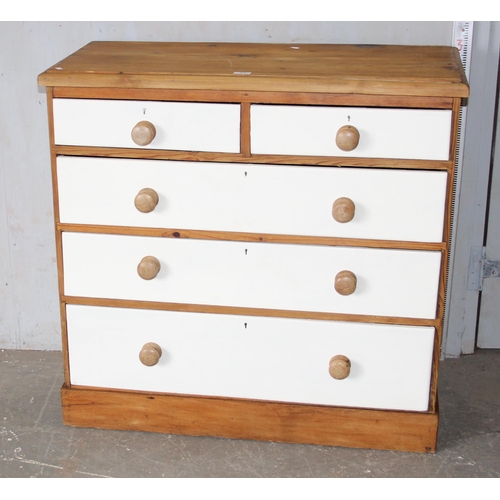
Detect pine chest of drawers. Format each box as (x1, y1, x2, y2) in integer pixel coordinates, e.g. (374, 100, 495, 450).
(38, 42, 469, 452)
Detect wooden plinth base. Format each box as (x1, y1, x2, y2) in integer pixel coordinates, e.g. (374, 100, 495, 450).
(61, 385, 438, 453)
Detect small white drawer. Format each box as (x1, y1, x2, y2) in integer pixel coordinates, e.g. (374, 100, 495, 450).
(57, 156, 448, 243)
(251, 105, 452, 160)
(62, 233, 442, 319)
(66, 305, 435, 411)
(53, 98, 241, 153)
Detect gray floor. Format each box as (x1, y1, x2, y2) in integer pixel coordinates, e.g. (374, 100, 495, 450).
(1, 348, 499, 478)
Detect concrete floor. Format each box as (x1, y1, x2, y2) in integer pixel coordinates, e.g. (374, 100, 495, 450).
(0, 348, 499, 478)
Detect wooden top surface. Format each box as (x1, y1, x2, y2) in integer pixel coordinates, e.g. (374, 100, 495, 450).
(38, 41, 469, 97)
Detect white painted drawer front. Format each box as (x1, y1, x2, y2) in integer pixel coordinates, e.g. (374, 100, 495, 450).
(53, 99, 240, 153)
(66, 305, 434, 411)
(62, 233, 441, 319)
(251, 105, 452, 160)
(57, 156, 448, 243)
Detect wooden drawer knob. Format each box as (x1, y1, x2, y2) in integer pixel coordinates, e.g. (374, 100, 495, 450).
(334, 270, 357, 295)
(137, 256, 161, 280)
(336, 125, 360, 151)
(139, 342, 162, 366)
(332, 197, 355, 223)
(131, 120, 156, 146)
(134, 188, 159, 213)
(329, 355, 351, 380)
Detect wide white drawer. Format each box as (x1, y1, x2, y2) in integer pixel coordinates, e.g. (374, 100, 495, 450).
(62, 233, 442, 319)
(66, 305, 435, 411)
(52, 99, 240, 153)
(57, 156, 448, 243)
(251, 105, 452, 160)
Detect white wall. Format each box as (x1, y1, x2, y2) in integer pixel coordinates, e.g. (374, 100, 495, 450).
(0, 21, 454, 350)
(444, 22, 500, 356)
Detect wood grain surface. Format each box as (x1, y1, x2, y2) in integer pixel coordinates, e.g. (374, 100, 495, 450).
(61, 385, 439, 452)
(39, 42, 469, 97)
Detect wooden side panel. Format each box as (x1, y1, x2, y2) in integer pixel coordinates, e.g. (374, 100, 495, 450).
(61, 386, 439, 453)
(46, 87, 71, 386)
(429, 97, 465, 411)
